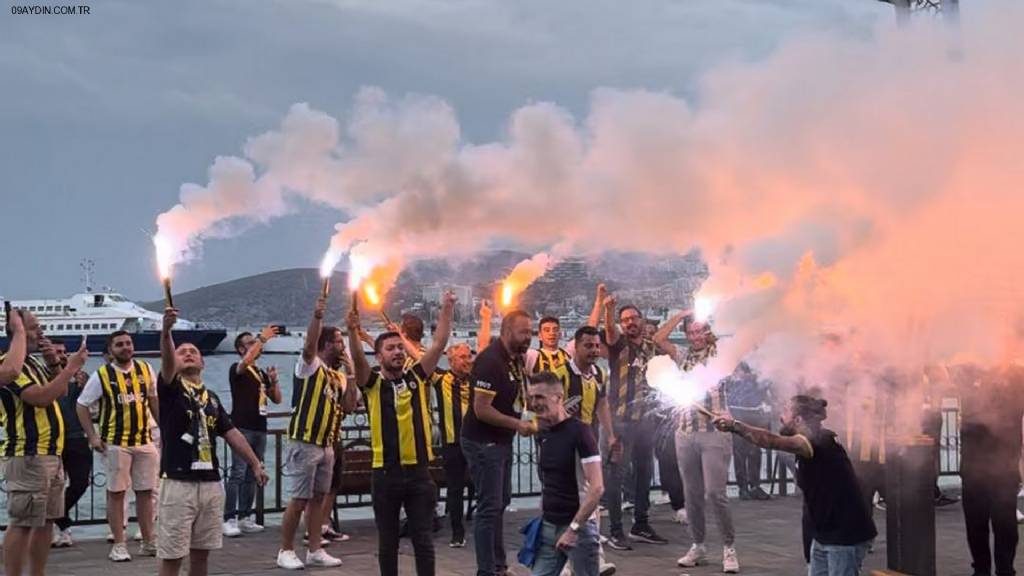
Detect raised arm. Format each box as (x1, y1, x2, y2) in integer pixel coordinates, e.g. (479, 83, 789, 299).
(419, 291, 456, 375)
(160, 308, 178, 383)
(238, 325, 279, 374)
(0, 310, 26, 385)
(477, 299, 492, 352)
(346, 308, 371, 389)
(21, 338, 87, 407)
(602, 295, 621, 348)
(653, 309, 689, 359)
(586, 283, 606, 328)
(302, 298, 327, 365)
(714, 416, 813, 459)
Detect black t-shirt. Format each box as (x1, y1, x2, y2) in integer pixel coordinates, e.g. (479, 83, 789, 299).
(158, 373, 234, 482)
(796, 428, 877, 546)
(538, 418, 600, 526)
(958, 366, 1024, 474)
(461, 340, 526, 445)
(229, 362, 271, 432)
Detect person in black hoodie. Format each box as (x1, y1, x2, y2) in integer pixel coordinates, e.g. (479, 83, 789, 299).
(713, 394, 876, 576)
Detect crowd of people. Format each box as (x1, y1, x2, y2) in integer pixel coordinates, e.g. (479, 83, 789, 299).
(2, 281, 1022, 576)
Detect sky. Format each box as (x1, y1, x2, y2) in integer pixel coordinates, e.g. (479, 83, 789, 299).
(0, 0, 889, 300)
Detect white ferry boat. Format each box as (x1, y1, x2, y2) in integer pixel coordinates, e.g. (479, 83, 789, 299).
(1, 291, 226, 355)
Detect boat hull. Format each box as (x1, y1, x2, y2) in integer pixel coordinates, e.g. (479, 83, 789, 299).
(0, 329, 227, 356)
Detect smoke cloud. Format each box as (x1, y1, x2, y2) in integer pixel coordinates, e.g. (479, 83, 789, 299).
(155, 4, 1024, 420)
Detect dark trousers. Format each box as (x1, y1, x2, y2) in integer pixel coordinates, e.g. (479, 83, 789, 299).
(372, 466, 437, 576)
(463, 438, 512, 576)
(962, 465, 1018, 576)
(443, 444, 471, 538)
(56, 437, 93, 531)
(657, 430, 685, 510)
(732, 414, 771, 491)
(605, 418, 655, 534)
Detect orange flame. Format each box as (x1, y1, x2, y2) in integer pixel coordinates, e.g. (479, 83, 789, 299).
(500, 283, 514, 308)
(364, 283, 382, 307)
(497, 252, 551, 311)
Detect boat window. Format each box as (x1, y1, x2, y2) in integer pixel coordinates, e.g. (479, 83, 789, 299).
(74, 324, 81, 330)
(46, 306, 53, 312)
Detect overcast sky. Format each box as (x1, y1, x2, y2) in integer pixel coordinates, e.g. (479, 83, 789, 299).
(0, 0, 889, 300)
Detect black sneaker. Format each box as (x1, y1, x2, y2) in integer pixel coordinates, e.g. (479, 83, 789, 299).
(628, 525, 668, 545)
(449, 535, 466, 548)
(605, 532, 633, 551)
(934, 493, 959, 507)
(750, 486, 771, 501)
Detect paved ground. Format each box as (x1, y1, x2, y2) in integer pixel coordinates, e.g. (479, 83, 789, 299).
(30, 493, 998, 576)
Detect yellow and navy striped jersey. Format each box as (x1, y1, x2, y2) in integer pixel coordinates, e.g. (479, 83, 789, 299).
(402, 343, 426, 372)
(564, 362, 606, 426)
(362, 364, 433, 469)
(606, 337, 657, 422)
(432, 369, 471, 446)
(96, 360, 154, 447)
(0, 354, 65, 457)
(679, 383, 729, 433)
(530, 347, 572, 383)
(288, 359, 345, 448)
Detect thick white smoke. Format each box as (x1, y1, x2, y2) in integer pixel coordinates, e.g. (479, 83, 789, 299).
(155, 4, 1024, 413)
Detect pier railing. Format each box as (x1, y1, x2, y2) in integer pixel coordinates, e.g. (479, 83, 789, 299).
(0, 407, 963, 529)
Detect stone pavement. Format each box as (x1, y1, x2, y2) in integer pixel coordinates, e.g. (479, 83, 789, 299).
(35, 494, 994, 576)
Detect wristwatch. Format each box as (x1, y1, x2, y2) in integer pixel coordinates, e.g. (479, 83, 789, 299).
(569, 521, 581, 533)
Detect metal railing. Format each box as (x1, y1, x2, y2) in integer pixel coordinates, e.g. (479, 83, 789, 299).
(0, 408, 963, 529)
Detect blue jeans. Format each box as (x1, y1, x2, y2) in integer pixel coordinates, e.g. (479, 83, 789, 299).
(463, 438, 512, 576)
(808, 539, 871, 576)
(531, 519, 600, 576)
(224, 428, 266, 520)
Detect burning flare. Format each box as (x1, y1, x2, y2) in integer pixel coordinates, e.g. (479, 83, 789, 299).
(694, 295, 717, 323)
(364, 283, 382, 307)
(498, 252, 551, 311)
(153, 235, 175, 308)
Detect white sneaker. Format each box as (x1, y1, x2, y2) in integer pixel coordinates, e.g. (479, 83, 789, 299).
(673, 508, 689, 525)
(677, 543, 707, 567)
(223, 519, 242, 538)
(139, 541, 158, 557)
(599, 561, 617, 575)
(108, 542, 132, 562)
(53, 528, 73, 548)
(723, 545, 740, 573)
(306, 548, 343, 567)
(276, 549, 305, 570)
(239, 518, 265, 534)
(623, 501, 635, 511)
(652, 493, 671, 506)
(1017, 509, 1024, 524)
(132, 528, 143, 541)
